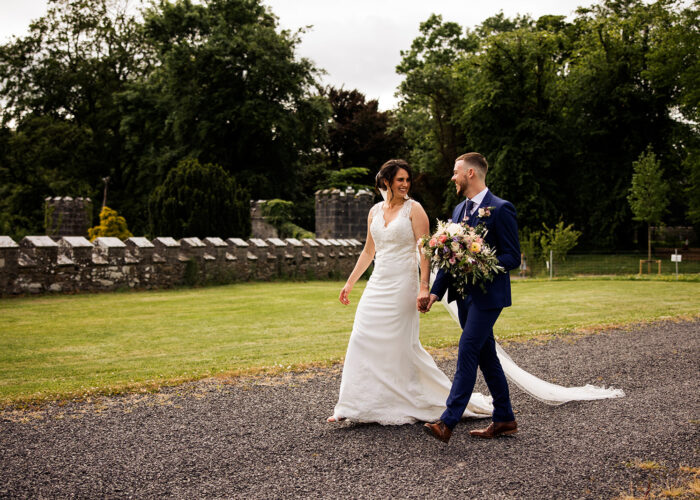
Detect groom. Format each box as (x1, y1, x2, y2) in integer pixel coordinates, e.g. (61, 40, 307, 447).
(420, 152, 521, 443)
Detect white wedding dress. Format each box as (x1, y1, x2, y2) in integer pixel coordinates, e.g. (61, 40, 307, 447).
(333, 200, 493, 424)
(332, 199, 624, 425)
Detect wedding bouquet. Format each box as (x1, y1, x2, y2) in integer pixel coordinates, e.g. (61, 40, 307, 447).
(419, 215, 504, 296)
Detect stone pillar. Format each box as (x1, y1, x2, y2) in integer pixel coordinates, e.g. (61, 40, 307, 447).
(248, 238, 276, 280)
(94, 237, 126, 264)
(45, 196, 93, 237)
(0, 236, 19, 294)
(284, 238, 311, 278)
(18, 236, 58, 293)
(180, 237, 211, 285)
(92, 237, 129, 289)
(203, 237, 233, 282)
(126, 237, 156, 289)
(227, 238, 254, 280)
(56, 236, 92, 292)
(353, 189, 375, 239)
(266, 238, 289, 276)
(180, 237, 206, 259)
(153, 237, 182, 264)
(153, 237, 184, 287)
(125, 237, 155, 263)
(250, 200, 279, 239)
(58, 236, 93, 265)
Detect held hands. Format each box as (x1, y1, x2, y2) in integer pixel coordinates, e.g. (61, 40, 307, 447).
(417, 293, 439, 313)
(339, 283, 353, 305)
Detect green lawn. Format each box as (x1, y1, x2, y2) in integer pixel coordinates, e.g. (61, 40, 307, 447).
(1, 279, 698, 406)
(527, 253, 700, 277)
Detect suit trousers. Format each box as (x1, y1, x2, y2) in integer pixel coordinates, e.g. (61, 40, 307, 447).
(440, 298, 515, 428)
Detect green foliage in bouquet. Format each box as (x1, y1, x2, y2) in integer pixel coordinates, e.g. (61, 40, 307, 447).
(88, 206, 133, 242)
(149, 158, 251, 239)
(420, 219, 504, 295)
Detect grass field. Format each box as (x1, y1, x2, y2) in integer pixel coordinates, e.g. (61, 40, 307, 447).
(527, 253, 700, 277)
(1, 278, 698, 406)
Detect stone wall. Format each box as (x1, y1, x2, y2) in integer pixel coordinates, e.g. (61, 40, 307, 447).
(0, 235, 363, 295)
(250, 200, 279, 239)
(45, 197, 93, 237)
(315, 187, 375, 239)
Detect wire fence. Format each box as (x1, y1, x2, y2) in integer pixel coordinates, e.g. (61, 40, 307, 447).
(519, 251, 700, 278)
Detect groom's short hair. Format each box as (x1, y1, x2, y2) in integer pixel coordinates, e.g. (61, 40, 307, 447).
(456, 152, 488, 178)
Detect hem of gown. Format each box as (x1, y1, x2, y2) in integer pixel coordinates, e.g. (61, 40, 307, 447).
(334, 408, 492, 426)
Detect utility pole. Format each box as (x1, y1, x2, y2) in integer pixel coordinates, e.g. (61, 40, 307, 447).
(102, 176, 110, 208)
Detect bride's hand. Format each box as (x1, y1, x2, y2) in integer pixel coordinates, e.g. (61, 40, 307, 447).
(339, 283, 353, 305)
(416, 290, 430, 312)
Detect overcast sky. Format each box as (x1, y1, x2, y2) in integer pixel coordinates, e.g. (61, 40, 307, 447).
(1, 0, 592, 109)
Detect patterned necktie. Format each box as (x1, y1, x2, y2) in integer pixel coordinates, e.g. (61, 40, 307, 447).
(463, 199, 475, 222)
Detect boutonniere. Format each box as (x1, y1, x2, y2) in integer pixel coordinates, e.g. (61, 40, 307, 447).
(478, 206, 495, 218)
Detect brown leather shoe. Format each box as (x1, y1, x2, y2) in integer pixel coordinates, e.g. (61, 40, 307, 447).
(469, 420, 517, 439)
(423, 420, 452, 443)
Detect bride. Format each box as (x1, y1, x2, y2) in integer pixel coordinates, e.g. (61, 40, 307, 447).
(327, 159, 623, 425)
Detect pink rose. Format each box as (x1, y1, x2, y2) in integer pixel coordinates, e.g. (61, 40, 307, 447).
(428, 238, 437, 248)
(438, 235, 448, 244)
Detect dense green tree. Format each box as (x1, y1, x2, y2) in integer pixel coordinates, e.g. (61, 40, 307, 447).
(323, 87, 406, 171)
(457, 16, 572, 230)
(396, 1, 697, 248)
(0, 117, 97, 239)
(396, 14, 478, 218)
(0, 0, 153, 235)
(0, 0, 152, 218)
(627, 147, 670, 260)
(122, 0, 328, 204)
(149, 158, 250, 238)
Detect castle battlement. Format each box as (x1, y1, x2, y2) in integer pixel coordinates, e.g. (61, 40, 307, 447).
(44, 196, 93, 237)
(314, 186, 375, 239)
(0, 235, 363, 295)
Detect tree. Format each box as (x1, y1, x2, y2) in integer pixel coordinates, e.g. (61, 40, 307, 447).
(148, 158, 250, 238)
(539, 221, 582, 262)
(396, 14, 478, 218)
(396, 2, 695, 247)
(88, 206, 133, 241)
(0, 117, 97, 239)
(323, 87, 406, 171)
(123, 0, 328, 204)
(0, 0, 153, 234)
(627, 146, 670, 261)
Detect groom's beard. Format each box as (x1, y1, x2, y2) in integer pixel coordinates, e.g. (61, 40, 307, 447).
(456, 182, 467, 197)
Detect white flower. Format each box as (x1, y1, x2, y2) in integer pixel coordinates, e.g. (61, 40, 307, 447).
(445, 222, 463, 236)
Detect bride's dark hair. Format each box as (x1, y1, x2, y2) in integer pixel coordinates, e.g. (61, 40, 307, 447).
(375, 159, 412, 196)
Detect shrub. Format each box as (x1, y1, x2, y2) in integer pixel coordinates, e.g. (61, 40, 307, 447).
(88, 206, 133, 241)
(149, 158, 250, 239)
(540, 221, 582, 261)
(261, 199, 315, 239)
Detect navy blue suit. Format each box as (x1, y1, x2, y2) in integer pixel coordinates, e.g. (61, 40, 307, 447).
(430, 190, 521, 428)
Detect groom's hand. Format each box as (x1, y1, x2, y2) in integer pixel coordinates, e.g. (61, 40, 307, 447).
(423, 294, 439, 313)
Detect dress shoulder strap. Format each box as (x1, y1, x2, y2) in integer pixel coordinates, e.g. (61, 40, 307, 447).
(400, 198, 414, 218)
(369, 202, 383, 218)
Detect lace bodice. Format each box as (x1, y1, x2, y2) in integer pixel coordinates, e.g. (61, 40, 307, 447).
(369, 199, 418, 269)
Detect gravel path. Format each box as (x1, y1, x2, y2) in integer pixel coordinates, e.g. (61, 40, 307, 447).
(1, 319, 698, 499)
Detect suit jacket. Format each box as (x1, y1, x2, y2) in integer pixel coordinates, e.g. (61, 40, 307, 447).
(431, 190, 520, 310)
